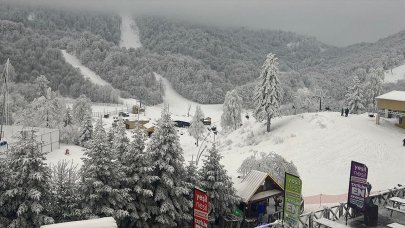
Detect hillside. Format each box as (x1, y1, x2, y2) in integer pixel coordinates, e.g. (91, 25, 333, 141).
(219, 112, 405, 197)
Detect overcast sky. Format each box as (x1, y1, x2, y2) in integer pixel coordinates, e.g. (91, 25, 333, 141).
(8, 0, 405, 47)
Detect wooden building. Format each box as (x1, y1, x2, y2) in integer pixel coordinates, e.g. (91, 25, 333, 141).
(376, 90, 405, 128)
(235, 170, 284, 220)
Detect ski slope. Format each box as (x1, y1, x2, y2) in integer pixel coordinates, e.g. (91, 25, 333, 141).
(119, 14, 142, 49)
(61, 50, 137, 106)
(219, 112, 405, 198)
(384, 63, 405, 83)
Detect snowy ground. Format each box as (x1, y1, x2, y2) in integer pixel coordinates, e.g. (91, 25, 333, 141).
(219, 112, 405, 199)
(46, 144, 86, 167)
(384, 63, 405, 83)
(119, 14, 142, 49)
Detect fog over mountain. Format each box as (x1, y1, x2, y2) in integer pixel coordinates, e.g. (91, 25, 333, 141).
(6, 0, 405, 46)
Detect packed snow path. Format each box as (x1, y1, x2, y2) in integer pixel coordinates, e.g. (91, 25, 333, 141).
(384, 63, 405, 83)
(61, 50, 137, 106)
(61, 50, 109, 87)
(119, 14, 142, 49)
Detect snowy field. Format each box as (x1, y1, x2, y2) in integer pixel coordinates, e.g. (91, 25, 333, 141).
(384, 63, 405, 83)
(219, 112, 405, 198)
(119, 14, 142, 49)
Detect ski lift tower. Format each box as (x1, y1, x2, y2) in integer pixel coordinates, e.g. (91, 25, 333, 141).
(0, 59, 10, 148)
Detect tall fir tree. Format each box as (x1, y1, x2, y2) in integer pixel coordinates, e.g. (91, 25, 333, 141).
(200, 145, 239, 221)
(119, 128, 157, 228)
(147, 111, 192, 226)
(80, 118, 131, 223)
(79, 112, 93, 147)
(0, 133, 54, 227)
(72, 95, 92, 125)
(49, 160, 83, 223)
(346, 75, 365, 114)
(185, 160, 200, 204)
(254, 53, 281, 132)
(221, 90, 243, 131)
(365, 67, 384, 111)
(112, 119, 129, 160)
(189, 105, 205, 146)
(64, 107, 73, 127)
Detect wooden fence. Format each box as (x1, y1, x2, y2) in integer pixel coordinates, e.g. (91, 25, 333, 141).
(264, 185, 405, 228)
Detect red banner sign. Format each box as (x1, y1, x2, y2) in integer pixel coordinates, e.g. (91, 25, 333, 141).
(193, 188, 209, 228)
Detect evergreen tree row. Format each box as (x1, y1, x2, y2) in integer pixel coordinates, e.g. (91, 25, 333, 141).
(0, 110, 239, 227)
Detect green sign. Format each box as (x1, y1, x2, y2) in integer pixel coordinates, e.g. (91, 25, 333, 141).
(283, 173, 302, 228)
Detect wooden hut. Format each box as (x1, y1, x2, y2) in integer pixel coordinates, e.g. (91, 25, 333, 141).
(235, 170, 284, 221)
(376, 90, 405, 128)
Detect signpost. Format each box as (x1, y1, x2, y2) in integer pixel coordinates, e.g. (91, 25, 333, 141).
(283, 173, 302, 228)
(347, 160, 368, 211)
(193, 188, 209, 228)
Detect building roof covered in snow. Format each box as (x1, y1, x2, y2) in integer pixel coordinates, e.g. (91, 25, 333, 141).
(40, 217, 117, 228)
(376, 90, 405, 102)
(235, 170, 283, 203)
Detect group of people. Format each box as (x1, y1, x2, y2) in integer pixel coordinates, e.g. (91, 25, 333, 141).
(341, 108, 350, 117)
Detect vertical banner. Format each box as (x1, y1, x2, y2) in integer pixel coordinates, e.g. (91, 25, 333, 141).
(347, 161, 368, 211)
(193, 188, 209, 228)
(283, 173, 302, 228)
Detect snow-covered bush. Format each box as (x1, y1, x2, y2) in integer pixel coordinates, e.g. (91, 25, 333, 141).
(59, 125, 80, 145)
(237, 152, 299, 187)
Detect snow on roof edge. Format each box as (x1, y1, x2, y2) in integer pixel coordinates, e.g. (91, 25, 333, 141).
(376, 90, 405, 102)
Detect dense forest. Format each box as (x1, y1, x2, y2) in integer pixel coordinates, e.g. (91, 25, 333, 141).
(1, 2, 404, 109)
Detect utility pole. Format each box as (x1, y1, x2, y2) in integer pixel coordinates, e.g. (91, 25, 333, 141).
(0, 59, 10, 141)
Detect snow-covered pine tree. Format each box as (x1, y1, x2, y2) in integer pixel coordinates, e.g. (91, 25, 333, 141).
(112, 119, 129, 160)
(189, 105, 205, 146)
(185, 161, 199, 189)
(79, 112, 93, 147)
(254, 53, 281, 132)
(365, 67, 384, 112)
(147, 111, 191, 226)
(221, 90, 243, 131)
(1, 133, 54, 227)
(64, 107, 73, 127)
(49, 160, 83, 223)
(118, 128, 157, 228)
(80, 118, 131, 222)
(72, 95, 92, 125)
(0, 157, 11, 226)
(346, 75, 365, 114)
(200, 145, 239, 221)
(185, 160, 200, 204)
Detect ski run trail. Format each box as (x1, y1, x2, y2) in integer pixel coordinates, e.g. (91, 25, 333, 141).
(58, 16, 405, 209)
(119, 13, 142, 49)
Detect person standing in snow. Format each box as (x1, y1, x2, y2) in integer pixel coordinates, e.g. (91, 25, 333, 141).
(345, 108, 349, 117)
(341, 108, 344, 116)
(403, 138, 405, 146)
